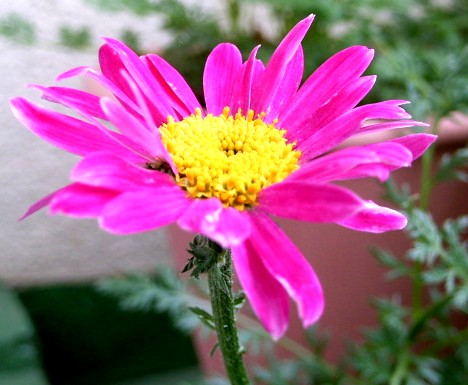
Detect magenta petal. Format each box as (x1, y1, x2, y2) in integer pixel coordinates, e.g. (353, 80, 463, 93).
(102, 38, 176, 123)
(252, 15, 313, 119)
(56, 65, 140, 114)
(231, 240, 289, 340)
(289, 147, 381, 183)
(39, 86, 106, 119)
(100, 186, 190, 234)
(280, 45, 374, 127)
(299, 100, 412, 160)
(338, 201, 407, 233)
(390, 133, 437, 160)
(50, 183, 119, 217)
(231, 45, 261, 113)
(99, 43, 137, 106)
(10, 97, 134, 158)
(71, 152, 174, 191)
(203, 43, 243, 116)
(249, 212, 324, 328)
(100, 97, 166, 157)
(359, 119, 429, 134)
(32, 85, 155, 162)
(267, 45, 304, 122)
(20, 189, 63, 220)
(144, 53, 201, 117)
(177, 198, 251, 248)
(285, 75, 376, 142)
(260, 181, 362, 222)
(289, 142, 413, 183)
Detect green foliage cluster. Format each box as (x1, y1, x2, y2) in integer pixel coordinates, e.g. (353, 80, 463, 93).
(0, 13, 36, 44)
(4, 0, 467, 118)
(97, 267, 201, 333)
(83, 0, 467, 118)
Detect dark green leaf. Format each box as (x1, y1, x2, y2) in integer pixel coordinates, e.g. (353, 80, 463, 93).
(188, 306, 215, 330)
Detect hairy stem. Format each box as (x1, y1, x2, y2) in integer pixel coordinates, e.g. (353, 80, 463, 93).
(207, 247, 250, 385)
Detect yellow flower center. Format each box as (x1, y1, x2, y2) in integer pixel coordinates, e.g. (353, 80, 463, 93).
(160, 107, 301, 211)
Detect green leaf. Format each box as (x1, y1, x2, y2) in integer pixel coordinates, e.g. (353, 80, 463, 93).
(0, 13, 36, 44)
(232, 290, 246, 311)
(96, 267, 199, 332)
(406, 210, 442, 263)
(59, 26, 91, 49)
(210, 342, 219, 357)
(372, 248, 410, 279)
(188, 306, 216, 330)
(435, 148, 468, 183)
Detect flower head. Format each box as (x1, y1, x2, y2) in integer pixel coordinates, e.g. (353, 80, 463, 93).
(11, 15, 436, 339)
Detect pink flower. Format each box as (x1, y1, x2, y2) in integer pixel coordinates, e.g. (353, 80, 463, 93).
(11, 15, 436, 339)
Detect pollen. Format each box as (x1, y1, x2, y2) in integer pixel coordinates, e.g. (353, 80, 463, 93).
(160, 107, 301, 210)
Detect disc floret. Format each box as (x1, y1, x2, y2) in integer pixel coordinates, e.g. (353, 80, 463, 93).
(160, 107, 301, 210)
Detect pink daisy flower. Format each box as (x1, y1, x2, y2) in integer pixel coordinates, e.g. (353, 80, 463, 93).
(11, 15, 435, 339)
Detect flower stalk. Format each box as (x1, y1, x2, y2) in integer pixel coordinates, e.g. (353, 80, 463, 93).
(189, 235, 250, 385)
(208, 251, 250, 385)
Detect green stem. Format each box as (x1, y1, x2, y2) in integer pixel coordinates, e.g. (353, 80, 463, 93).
(419, 141, 436, 212)
(419, 115, 441, 212)
(413, 117, 440, 316)
(207, 247, 250, 385)
(227, 0, 241, 36)
(391, 118, 441, 385)
(389, 351, 410, 385)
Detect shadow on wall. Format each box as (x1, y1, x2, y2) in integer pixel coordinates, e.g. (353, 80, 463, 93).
(1, 284, 201, 385)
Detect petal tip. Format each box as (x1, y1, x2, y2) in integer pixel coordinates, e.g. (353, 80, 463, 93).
(269, 325, 287, 341)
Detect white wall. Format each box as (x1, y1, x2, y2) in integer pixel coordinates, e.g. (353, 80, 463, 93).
(0, 0, 173, 286)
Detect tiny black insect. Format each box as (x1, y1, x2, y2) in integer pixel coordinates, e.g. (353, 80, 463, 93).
(145, 160, 174, 176)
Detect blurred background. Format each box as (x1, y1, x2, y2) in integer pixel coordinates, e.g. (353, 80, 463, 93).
(1, 0, 467, 384)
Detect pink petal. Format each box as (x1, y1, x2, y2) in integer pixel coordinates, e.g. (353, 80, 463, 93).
(259, 181, 362, 222)
(57, 65, 141, 115)
(102, 38, 176, 124)
(31, 85, 154, 162)
(144, 53, 201, 117)
(100, 186, 190, 234)
(249, 212, 324, 328)
(100, 97, 166, 157)
(252, 15, 313, 119)
(50, 183, 119, 217)
(289, 141, 413, 183)
(10, 97, 136, 158)
(280, 45, 374, 129)
(338, 200, 407, 233)
(358, 119, 429, 134)
(177, 198, 251, 248)
(20, 188, 63, 220)
(390, 133, 437, 160)
(114, 70, 177, 174)
(299, 100, 412, 160)
(284, 75, 376, 143)
(266, 45, 304, 121)
(99, 43, 136, 105)
(231, 46, 261, 113)
(71, 152, 174, 191)
(231, 239, 289, 340)
(203, 43, 243, 115)
(39, 86, 106, 119)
